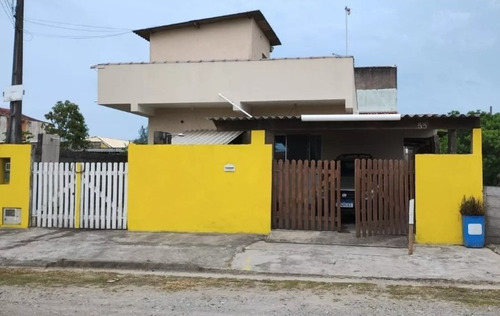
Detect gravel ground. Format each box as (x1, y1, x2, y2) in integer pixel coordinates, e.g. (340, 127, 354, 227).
(1, 283, 499, 316)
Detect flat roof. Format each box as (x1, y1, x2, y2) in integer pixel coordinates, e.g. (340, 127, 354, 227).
(133, 10, 281, 46)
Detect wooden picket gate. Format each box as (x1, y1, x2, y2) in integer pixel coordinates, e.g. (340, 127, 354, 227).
(354, 159, 414, 237)
(272, 160, 341, 231)
(31, 162, 128, 229)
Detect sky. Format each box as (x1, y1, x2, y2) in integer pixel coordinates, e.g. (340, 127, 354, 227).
(1, 0, 499, 140)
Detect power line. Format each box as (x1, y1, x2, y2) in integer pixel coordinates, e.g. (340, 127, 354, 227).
(20, 16, 132, 40)
(0, 0, 14, 26)
(25, 17, 130, 31)
(25, 19, 130, 33)
(24, 29, 130, 39)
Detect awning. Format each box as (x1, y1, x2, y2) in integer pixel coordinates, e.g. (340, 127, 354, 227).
(171, 130, 243, 144)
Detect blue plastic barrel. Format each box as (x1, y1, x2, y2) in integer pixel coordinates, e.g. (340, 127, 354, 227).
(462, 215, 485, 248)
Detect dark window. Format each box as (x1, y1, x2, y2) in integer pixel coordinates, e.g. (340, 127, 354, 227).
(273, 135, 321, 161)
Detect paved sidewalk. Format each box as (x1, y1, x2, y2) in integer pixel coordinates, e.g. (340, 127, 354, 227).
(1, 228, 500, 284)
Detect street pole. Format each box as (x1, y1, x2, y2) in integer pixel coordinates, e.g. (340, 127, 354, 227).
(6, 0, 24, 144)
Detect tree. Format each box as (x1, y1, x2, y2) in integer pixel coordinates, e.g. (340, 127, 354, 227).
(132, 125, 148, 144)
(439, 110, 500, 185)
(44, 100, 89, 150)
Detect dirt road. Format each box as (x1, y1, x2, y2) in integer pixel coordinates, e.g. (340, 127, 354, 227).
(1, 269, 499, 315)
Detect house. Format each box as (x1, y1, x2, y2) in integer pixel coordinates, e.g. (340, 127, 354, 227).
(92, 10, 443, 160)
(89, 10, 483, 244)
(93, 11, 358, 140)
(0, 107, 45, 143)
(87, 136, 129, 149)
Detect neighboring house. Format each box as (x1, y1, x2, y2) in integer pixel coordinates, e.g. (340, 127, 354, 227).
(0, 107, 45, 143)
(87, 136, 129, 150)
(355, 66, 397, 114)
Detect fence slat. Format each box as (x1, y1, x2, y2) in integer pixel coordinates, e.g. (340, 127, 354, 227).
(112, 162, 118, 229)
(316, 161, 322, 230)
(116, 163, 124, 229)
(367, 159, 373, 236)
(32, 163, 39, 227)
(296, 160, 303, 230)
(321, 161, 328, 230)
(309, 161, 316, 230)
(62, 163, 68, 227)
(303, 161, 310, 230)
(103, 162, 109, 228)
(56, 163, 63, 227)
(276, 160, 283, 229)
(123, 163, 129, 229)
(335, 160, 341, 231)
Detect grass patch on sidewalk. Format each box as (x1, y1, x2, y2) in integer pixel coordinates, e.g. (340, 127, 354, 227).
(1, 268, 499, 307)
(386, 285, 500, 307)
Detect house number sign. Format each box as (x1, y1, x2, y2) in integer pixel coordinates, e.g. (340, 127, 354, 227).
(417, 122, 428, 129)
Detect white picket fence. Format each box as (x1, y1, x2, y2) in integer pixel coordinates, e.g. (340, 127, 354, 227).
(32, 163, 76, 228)
(31, 162, 128, 229)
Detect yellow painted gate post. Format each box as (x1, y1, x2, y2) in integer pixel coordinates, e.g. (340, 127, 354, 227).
(74, 162, 82, 228)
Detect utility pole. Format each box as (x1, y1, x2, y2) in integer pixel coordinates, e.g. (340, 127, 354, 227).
(6, 0, 24, 144)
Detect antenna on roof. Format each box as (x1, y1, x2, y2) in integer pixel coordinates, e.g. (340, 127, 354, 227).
(345, 6, 351, 56)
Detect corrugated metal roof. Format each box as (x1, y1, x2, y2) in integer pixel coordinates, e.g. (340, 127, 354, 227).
(133, 10, 281, 46)
(172, 130, 243, 144)
(209, 114, 479, 121)
(88, 136, 130, 149)
(210, 116, 300, 121)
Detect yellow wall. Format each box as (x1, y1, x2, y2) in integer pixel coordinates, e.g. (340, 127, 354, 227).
(128, 130, 272, 234)
(0, 144, 31, 228)
(415, 128, 483, 244)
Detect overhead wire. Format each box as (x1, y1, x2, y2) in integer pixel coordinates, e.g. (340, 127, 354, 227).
(23, 30, 130, 39)
(24, 17, 130, 31)
(25, 20, 130, 33)
(0, 0, 14, 26)
(21, 16, 132, 40)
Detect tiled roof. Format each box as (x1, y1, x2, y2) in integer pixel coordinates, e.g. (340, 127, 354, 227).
(0, 107, 44, 122)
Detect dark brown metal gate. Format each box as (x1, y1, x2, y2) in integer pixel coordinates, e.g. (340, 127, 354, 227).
(354, 159, 414, 237)
(272, 160, 341, 231)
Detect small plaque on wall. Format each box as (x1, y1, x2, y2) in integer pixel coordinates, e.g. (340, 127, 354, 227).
(224, 164, 235, 172)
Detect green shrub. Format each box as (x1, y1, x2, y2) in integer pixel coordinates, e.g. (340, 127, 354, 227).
(459, 196, 485, 216)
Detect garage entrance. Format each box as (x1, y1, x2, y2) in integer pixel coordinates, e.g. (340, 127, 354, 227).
(271, 158, 414, 237)
(271, 159, 341, 231)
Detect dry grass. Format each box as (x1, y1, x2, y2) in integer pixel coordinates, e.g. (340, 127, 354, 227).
(1, 268, 499, 307)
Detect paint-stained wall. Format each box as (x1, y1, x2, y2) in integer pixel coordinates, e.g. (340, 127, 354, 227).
(0, 144, 31, 228)
(415, 128, 483, 244)
(127, 130, 272, 234)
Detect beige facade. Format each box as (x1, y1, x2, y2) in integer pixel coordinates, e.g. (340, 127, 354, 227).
(95, 57, 358, 136)
(150, 18, 271, 62)
(94, 10, 366, 142)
